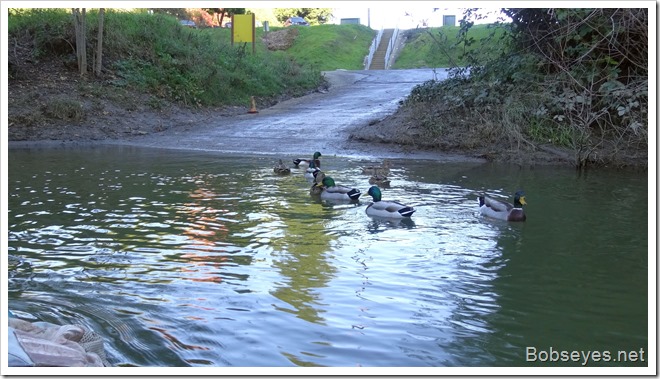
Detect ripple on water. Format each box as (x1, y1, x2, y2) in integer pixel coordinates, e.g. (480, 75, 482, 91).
(7, 149, 648, 367)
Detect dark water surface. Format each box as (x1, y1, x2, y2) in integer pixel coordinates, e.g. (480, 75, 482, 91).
(6, 146, 648, 368)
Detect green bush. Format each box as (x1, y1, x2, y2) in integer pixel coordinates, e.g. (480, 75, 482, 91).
(400, 8, 647, 167)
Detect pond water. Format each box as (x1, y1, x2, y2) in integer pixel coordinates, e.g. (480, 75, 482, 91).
(6, 146, 649, 369)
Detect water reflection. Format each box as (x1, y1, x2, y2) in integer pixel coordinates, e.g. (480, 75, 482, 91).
(7, 147, 648, 368)
(241, 165, 340, 325)
(366, 216, 416, 231)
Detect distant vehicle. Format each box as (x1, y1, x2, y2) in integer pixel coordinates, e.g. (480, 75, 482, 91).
(284, 17, 309, 27)
(179, 20, 197, 28)
(224, 22, 232, 28)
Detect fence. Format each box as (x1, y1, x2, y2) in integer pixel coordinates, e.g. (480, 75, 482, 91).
(364, 28, 383, 70)
(384, 27, 399, 70)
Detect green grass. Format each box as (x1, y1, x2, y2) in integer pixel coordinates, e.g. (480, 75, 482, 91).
(8, 8, 507, 108)
(8, 9, 331, 107)
(8, 8, 70, 33)
(43, 97, 85, 121)
(8, 9, 380, 107)
(393, 24, 509, 69)
(277, 24, 375, 71)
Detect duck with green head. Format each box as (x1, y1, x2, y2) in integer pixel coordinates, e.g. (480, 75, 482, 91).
(365, 186, 415, 218)
(478, 191, 527, 222)
(318, 176, 361, 201)
(293, 151, 322, 168)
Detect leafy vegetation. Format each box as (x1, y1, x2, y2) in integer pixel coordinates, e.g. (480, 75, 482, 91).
(8, 8, 648, 167)
(273, 8, 333, 25)
(399, 8, 648, 168)
(393, 24, 505, 68)
(7, 8, 351, 108)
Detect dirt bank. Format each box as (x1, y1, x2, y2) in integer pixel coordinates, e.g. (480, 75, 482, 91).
(6, 65, 584, 166)
(8, 57, 280, 142)
(347, 103, 578, 166)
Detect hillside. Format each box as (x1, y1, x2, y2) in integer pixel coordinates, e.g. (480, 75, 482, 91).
(7, 9, 375, 141)
(8, 9, 647, 168)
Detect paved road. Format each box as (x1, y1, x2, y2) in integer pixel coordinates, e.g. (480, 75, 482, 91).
(121, 69, 462, 160)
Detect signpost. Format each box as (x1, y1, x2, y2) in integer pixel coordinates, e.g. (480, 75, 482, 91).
(231, 13, 256, 53)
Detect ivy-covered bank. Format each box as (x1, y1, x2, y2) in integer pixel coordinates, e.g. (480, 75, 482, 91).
(395, 8, 648, 169)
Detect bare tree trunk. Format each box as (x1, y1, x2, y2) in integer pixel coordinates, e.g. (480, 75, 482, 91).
(213, 9, 220, 25)
(95, 8, 105, 76)
(219, 10, 225, 26)
(72, 8, 87, 77)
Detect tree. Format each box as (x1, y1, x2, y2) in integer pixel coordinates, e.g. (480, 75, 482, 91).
(455, 8, 648, 167)
(72, 8, 87, 77)
(95, 8, 104, 77)
(274, 8, 333, 25)
(149, 8, 188, 19)
(204, 8, 245, 26)
(72, 8, 106, 77)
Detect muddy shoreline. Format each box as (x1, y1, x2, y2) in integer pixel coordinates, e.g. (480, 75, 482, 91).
(7, 69, 603, 167)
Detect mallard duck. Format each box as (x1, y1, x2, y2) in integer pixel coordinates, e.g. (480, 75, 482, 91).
(368, 167, 390, 187)
(309, 171, 326, 196)
(478, 191, 527, 222)
(361, 159, 391, 176)
(273, 159, 291, 175)
(293, 151, 322, 168)
(304, 160, 321, 181)
(319, 176, 361, 201)
(365, 186, 415, 218)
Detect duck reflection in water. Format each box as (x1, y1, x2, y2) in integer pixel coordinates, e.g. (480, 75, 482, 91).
(366, 215, 416, 233)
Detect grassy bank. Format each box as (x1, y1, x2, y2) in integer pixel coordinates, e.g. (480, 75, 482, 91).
(8, 9, 647, 168)
(269, 24, 375, 71)
(393, 24, 506, 69)
(8, 8, 374, 109)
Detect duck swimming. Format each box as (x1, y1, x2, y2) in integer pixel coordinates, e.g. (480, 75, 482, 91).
(478, 191, 527, 222)
(319, 176, 361, 201)
(309, 171, 325, 196)
(273, 159, 291, 175)
(361, 159, 391, 176)
(304, 160, 321, 181)
(368, 167, 390, 187)
(365, 186, 415, 218)
(293, 151, 322, 168)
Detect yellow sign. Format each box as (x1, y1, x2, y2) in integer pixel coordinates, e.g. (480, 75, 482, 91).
(232, 14, 255, 51)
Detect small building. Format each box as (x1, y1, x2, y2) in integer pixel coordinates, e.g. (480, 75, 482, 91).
(340, 18, 360, 25)
(442, 15, 456, 26)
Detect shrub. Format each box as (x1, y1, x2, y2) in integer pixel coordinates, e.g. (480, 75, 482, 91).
(43, 97, 85, 121)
